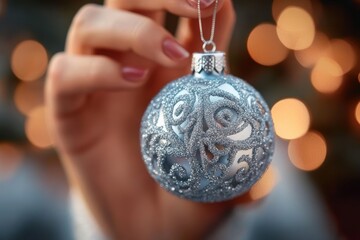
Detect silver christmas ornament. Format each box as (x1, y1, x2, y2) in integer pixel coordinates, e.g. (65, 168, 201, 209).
(140, 0, 274, 202)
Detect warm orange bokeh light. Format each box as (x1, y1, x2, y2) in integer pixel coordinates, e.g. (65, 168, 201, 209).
(11, 40, 48, 82)
(295, 32, 330, 68)
(250, 165, 277, 200)
(25, 106, 53, 148)
(311, 57, 343, 94)
(288, 131, 327, 171)
(271, 98, 311, 140)
(0, 143, 23, 180)
(327, 39, 356, 74)
(247, 23, 289, 66)
(14, 81, 44, 116)
(355, 102, 360, 125)
(276, 7, 315, 50)
(272, 0, 313, 21)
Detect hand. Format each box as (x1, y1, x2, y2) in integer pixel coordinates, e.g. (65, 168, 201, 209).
(46, 0, 247, 239)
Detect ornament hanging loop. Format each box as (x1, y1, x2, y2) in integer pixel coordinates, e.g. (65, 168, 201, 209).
(202, 40, 216, 52)
(198, 0, 219, 53)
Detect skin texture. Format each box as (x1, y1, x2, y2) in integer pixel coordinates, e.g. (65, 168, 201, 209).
(45, 0, 252, 239)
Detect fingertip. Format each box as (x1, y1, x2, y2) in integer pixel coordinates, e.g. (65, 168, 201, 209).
(162, 37, 190, 63)
(121, 66, 149, 83)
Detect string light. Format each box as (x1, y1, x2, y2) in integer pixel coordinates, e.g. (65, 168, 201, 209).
(247, 23, 289, 66)
(11, 40, 48, 82)
(355, 102, 360, 125)
(14, 81, 44, 116)
(25, 106, 53, 149)
(311, 57, 343, 94)
(271, 98, 311, 140)
(249, 165, 278, 200)
(327, 39, 356, 74)
(288, 131, 327, 171)
(272, 0, 313, 21)
(276, 7, 315, 50)
(295, 32, 330, 68)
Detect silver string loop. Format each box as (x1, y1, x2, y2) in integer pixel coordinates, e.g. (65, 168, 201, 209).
(197, 0, 219, 52)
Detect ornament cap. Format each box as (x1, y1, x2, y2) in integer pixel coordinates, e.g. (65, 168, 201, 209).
(191, 51, 226, 77)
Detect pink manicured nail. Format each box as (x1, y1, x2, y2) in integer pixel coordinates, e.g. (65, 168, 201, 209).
(162, 38, 190, 61)
(188, 0, 215, 8)
(122, 67, 148, 81)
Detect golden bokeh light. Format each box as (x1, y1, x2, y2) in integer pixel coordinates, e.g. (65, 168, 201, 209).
(25, 106, 53, 149)
(271, 98, 311, 140)
(272, 0, 313, 21)
(295, 32, 330, 68)
(311, 57, 343, 94)
(0, 143, 23, 180)
(249, 165, 277, 200)
(355, 102, 360, 125)
(276, 7, 315, 50)
(11, 40, 48, 82)
(14, 81, 44, 116)
(288, 131, 327, 171)
(327, 39, 356, 74)
(247, 23, 289, 66)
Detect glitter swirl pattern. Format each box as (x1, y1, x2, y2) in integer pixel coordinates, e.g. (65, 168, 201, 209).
(140, 74, 274, 202)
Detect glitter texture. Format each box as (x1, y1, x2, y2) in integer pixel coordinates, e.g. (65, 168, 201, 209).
(140, 52, 274, 202)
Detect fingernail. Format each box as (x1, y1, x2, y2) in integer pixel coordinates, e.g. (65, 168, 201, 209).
(188, 0, 215, 8)
(162, 38, 190, 61)
(122, 67, 148, 81)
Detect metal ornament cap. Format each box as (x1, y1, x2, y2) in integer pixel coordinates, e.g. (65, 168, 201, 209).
(191, 51, 226, 76)
(140, 51, 275, 202)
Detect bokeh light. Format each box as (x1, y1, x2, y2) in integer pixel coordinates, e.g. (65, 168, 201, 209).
(272, 0, 313, 21)
(271, 98, 311, 140)
(11, 40, 48, 82)
(25, 106, 53, 149)
(276, 7, 315, 50)
(288, 131, 327, 171)
(0, 143, 23, 180)
(247, 23, 289, 66)
(295, 32, 330, 68)
(14, 81, 44, 116)
(355, 102, 360, 125)
(327, 39, 356, 74)
(249, 165, 277, 200)
(311, 57, 343, 94)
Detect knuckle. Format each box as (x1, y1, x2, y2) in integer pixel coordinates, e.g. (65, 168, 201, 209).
(86, 57, 112, 82)
(131, 17, 159, 49)
(132, 16, 153, 38)
(72, 4, 100, 32)
(47, 53, 66, 83)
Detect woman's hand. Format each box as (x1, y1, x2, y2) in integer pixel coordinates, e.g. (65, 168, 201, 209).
(45, 0, 246, 239)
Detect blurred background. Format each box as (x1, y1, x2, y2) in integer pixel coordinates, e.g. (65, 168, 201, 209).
(0, 0, 359, 239)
